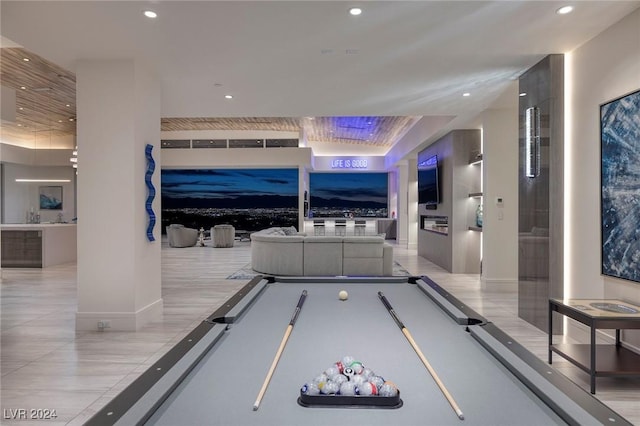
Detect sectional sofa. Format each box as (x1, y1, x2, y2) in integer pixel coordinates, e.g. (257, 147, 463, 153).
(250, 227, 393, 276)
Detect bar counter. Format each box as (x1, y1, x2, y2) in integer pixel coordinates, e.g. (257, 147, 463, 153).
(1, 223, 77, 267)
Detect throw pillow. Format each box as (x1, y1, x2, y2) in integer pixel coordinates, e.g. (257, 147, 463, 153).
(281, 226, 298, 235)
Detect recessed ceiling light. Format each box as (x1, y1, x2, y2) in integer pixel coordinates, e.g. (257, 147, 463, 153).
(519, 92, 527, 97)
(462, 92, 471, 97)
(349, 7, 362, 16)
(69, 118, 75, 122)
(17, 124, 22, 127)
(556, 5, 573, 15)
(144, 10, 157, 18)
(20, 86, 26, 90)
(19, 107, 24, 110)
(23, 58, 30, 62)
(224, 95, 233, 99)
(58, 120, 63, 123)
(66, 104, 71, 107)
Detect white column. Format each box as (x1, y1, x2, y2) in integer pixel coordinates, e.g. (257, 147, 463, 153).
(407, 158, 418, 250)
(388, 169, 398, 222)
(75, 59, 162, 331)
(299, 166, 308, 230)
(397, 161, 409, 247)
(481, 107, 519, 288)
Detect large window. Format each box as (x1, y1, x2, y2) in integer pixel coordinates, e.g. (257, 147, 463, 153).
(161, 169, 298, 232)
(309, 172, 388, 218)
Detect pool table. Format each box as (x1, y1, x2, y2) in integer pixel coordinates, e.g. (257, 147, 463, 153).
(87, 276, 630, 425)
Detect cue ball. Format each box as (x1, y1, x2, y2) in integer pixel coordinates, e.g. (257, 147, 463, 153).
(338, 290, 349, 301)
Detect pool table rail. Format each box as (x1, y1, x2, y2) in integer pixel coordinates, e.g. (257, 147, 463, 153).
(471, 323, 632, 426)
(415, 276, 486, 325)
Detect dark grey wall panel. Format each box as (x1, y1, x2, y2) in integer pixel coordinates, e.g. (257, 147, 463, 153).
(518, 54, 564, 333)
(417, 130, 481, 273)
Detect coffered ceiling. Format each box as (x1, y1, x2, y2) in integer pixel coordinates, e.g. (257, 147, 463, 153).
(2, 1, 639, 156)
(161, 116, 418, 146)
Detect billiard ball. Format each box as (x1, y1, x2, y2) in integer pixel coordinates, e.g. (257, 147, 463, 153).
(379, 381, 398, 397)
(351, 374, 365, 386)
(332, 374, 348, 385)
(356, 382, 378, 396)
(301, 382, 320, 395)
(338, 290, 348, 301)
(342, 355, 355, 367)
(339, 381, 357, 396)
(320, 381, 339, 394)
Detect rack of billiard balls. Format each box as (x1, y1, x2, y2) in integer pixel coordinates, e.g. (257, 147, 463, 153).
(298, 356, 401, 408)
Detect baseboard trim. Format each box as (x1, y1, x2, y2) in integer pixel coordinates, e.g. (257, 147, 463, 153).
(480, 277, 517, 291)
(76, 298, 164, 331)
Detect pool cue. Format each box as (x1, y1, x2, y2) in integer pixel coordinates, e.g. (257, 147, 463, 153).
(253, 290, 308, 411)
(378, 291, 465, 420)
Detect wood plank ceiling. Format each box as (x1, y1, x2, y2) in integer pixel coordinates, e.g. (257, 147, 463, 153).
(2, 47, 417, 150)
(1, 48, 77, 148)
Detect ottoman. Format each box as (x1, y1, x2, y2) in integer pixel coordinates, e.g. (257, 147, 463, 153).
(212, 224, 235, 248)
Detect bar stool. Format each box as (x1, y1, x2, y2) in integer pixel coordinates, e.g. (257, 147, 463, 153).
(354, 220, 366, 236)
(335, 219, 347, 236)
(313, 220, 325, 236)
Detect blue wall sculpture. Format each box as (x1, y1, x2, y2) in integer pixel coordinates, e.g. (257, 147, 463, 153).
(145, 144, 156, 242)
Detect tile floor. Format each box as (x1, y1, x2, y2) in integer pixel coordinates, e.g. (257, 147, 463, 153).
(1, 240, 638, 425)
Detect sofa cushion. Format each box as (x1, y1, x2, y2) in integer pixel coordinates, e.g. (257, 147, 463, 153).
(342, 236, 385, 244)
(251, 233, 305, 243)
(303, 238, 343, 276)
(343, 237, 384, 258)
(304, 236, 344, 243)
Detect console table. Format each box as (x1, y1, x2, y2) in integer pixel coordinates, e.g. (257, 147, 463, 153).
(548, 298, 640, 393)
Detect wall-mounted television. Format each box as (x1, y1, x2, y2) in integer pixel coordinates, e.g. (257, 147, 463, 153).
(418, 155, 439, 205)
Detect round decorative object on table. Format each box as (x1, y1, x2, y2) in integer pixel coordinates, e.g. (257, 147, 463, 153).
(590, 302, 639, 314)
(213, 224, 235, 248)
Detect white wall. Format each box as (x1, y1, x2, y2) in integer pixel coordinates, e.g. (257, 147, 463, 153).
(162, 146, 312, 169)
(481, 83, 519, 287)
(160, 130, 299, 141)
(567, 8, 640, 344)
(0, 145, 74, 166)
(2, 163, 76, 223)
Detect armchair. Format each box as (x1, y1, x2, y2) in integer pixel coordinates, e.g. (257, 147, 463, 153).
(166, 224, 198, 248)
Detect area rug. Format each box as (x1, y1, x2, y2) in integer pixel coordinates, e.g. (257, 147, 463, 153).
(227, 261, 412, 280)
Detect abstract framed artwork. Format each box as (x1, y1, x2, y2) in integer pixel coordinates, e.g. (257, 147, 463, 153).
(601, 89, 640, 283)
(39, 186, 63, 210)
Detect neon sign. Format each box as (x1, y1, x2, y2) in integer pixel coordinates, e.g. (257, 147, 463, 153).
(330, 158, 369, 169)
